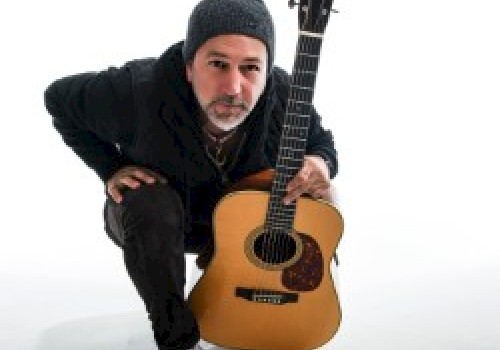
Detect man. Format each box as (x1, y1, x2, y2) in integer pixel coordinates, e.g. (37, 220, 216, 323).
(44, 0, 338, 349)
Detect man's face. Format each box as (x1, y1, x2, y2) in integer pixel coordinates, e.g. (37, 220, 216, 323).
(186, 34, 268, 132)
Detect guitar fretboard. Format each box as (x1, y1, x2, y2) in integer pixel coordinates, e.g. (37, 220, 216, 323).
(265, 34, 324, 234)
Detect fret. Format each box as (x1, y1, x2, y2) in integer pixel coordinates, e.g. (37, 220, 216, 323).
(277, 156, 304, 165)
(268, 217, 294, 225)
(281, 136, 307, 142)
(281, 138, 307, 146)
(295, 70, 316, 76)
(268, 208, 294, 215)
(289, 86, 314, 102)
(276, 160, 303, 168)
(278, 142, 304, 148)
(278, 148, 305, 159)
(274, 172, 294, 178)
(281, 127, 308, 140)
(285, 104, 311, 117)
(275, 164, 301, 171)
(276, 159, 303, 170)
(267, 214, 294, 221)
(270, 201, 292, 210)
(278, 156, 303, 162)
(286, 112, 310, 121)
(287, 101, 312, 114)
(273, 174, 294, 182)
(267, 213, 295, 223)
(290, 84, 314, 91)
(287, 99, 310, 104)
(288, 107, 310, 118)
(268, 204, 295, 213)
(289, 92, 314, 105)
(269, 223, 293, 229)
(266, 226, 293, 234)
(295, 55, 320, 72)
(283, 117, 310, 123)
(285, 114, 310, 126)
(291, 71, 316, 88)
(269, 211, 294, 218)
(298, 35, 323, 54)
(283, 126, 309, 132)
(297, 52, 320, 58)
(267, 212, 294, 220)
(299, 31, 323, 39)
(279, 146, 304, 155)
(283, 125, 309, 131)
(268, 214, 294, 221)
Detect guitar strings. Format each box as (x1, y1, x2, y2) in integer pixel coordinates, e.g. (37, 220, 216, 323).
(270, 33, 321, 270)
(265, 34, 298, 272)
(276, 34, 320, 268)
(257, 31, 323, 299)
(257, 55, 303, 296)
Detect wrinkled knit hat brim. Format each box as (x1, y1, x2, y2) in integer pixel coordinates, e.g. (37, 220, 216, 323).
(182, 0, 275, 73)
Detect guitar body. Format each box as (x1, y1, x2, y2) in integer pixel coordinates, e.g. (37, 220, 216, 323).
(188, 188, 343, 350)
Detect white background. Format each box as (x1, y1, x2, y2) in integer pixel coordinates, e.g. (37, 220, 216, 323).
(1, 0, 499, 349)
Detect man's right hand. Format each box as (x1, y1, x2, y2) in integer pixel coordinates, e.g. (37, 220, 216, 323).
(106, 166, 167, 204)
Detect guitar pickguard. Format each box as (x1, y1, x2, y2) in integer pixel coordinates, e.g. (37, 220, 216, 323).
(282, 232, 323, 292)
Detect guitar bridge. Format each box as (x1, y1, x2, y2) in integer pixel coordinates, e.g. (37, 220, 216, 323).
(235, 287, 299, 305)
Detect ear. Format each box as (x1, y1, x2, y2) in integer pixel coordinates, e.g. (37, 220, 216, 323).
(185, 62, 193, 83)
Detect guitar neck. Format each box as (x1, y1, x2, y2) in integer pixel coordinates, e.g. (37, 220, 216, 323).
(266, 33, 324, 233)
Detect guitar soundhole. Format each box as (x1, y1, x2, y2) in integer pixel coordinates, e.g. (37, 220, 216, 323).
(253, 233, 297, 265)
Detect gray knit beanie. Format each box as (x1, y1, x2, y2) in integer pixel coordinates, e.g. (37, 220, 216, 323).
(182, 0, 275, 73)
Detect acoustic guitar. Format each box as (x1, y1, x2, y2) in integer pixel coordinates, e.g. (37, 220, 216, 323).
(188, 1, 343, 349)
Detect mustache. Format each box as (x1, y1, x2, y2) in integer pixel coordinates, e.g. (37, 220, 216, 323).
(208, 96, 249, 110)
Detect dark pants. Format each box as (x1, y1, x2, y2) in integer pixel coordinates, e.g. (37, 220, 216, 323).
(104, 183, 212, 350)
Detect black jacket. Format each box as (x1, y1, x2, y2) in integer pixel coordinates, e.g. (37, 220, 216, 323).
(44, 41, 337, 226)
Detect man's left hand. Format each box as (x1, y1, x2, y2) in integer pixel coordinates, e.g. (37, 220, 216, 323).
(284, 155, 332, 205)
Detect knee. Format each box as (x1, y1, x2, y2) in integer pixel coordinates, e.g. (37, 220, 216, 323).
(121, 183, 184, 231)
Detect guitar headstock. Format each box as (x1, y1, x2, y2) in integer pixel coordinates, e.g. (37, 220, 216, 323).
(289, 0, 335, 35)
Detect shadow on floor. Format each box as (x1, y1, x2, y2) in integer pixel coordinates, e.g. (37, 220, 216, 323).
(36, 311, 157, 350)
(36, 311, 225, 350)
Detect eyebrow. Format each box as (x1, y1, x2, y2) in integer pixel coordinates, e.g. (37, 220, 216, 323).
(206, 50, 263, 64)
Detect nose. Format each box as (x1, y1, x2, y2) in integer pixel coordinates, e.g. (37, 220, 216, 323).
(220, 67, 243, 96)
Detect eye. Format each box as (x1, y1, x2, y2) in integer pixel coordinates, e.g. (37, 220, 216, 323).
(209, 60, 229, 70)
(241, 64, 261, 73)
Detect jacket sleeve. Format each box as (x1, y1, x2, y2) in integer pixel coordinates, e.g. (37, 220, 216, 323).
(271, 68, 338, 178)
(305, 106, 338, 178)
(44, 65, 136, 182)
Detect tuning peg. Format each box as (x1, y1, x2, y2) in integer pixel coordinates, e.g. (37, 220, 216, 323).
(288, 1, 339, 13)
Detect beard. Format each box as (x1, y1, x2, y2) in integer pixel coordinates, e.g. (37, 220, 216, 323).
(203, 95, 251, 132)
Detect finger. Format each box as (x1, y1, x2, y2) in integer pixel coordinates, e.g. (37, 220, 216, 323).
(284, 169, 311, 204)
(284, 181, 310, 205)
(283, 191, 299, 205)
(148, 170, 168, 184)
(107, 184, 123, 204)
(285, 172, 329, 204)
(132, 168, 168, 184)
(286, 168, 310, 192)
(107, 175, 142, 203)
(119, 176, 142, 189)
(132, 169, 157, 184)
(304, 169, 329, 189)
(306, 177, 330, 194)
